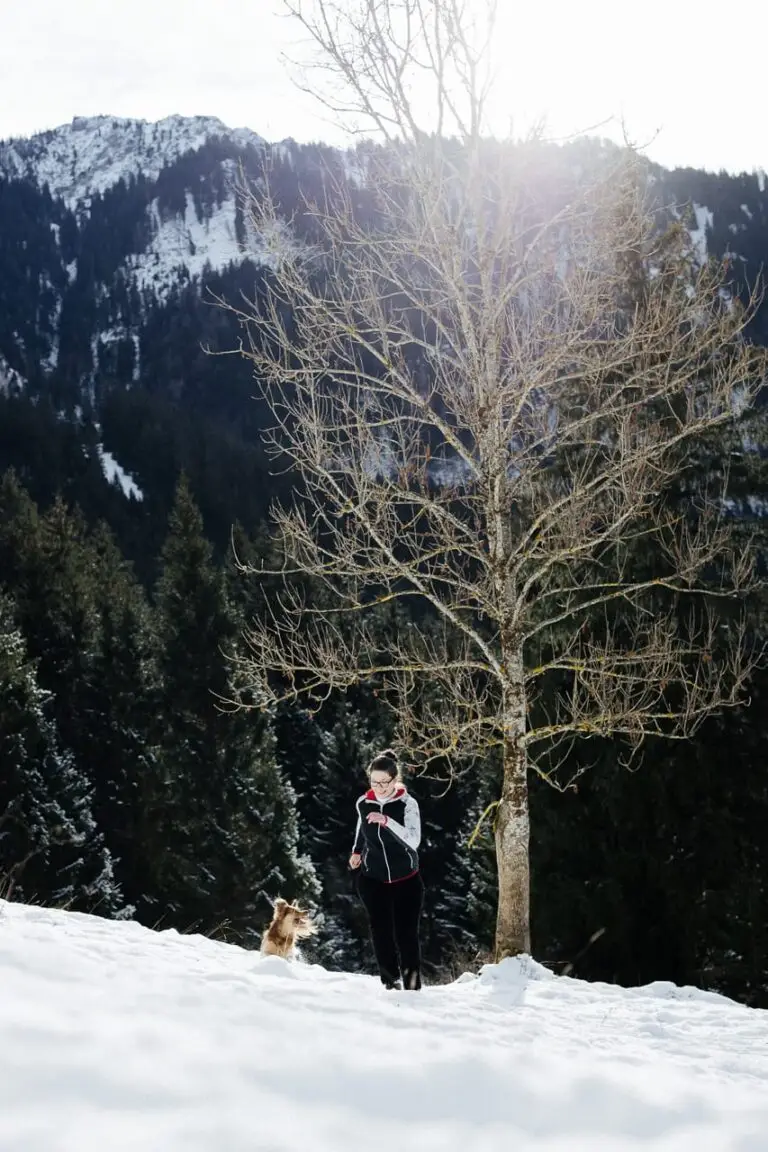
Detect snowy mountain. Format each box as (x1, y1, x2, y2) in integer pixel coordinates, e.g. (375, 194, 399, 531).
(0, 114, 282, 324)
(1, 115, 766, 393)
(1, 900, 767, 1152)
(0, 114, 766, 532)
(0, 114, 265, 207)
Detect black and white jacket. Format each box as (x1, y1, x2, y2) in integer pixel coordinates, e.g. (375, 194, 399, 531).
(352, 786, 421, 883)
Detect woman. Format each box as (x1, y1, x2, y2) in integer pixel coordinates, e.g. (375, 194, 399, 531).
(349, 748, 423, 990)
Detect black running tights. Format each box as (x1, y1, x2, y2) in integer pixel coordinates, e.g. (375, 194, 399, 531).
(357, 872, 424, 990)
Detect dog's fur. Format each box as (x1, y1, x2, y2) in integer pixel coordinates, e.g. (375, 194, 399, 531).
(260, 898, 316, 960)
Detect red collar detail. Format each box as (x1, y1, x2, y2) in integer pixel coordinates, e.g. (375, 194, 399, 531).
(366, 786, 406, 802)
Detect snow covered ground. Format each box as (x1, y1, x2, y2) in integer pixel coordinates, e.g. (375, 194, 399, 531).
(0, 901, 766, 1152)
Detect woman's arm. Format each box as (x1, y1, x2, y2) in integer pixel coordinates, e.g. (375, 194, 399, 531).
(351, 809, 364, 854)
(383, 794, 421, 850)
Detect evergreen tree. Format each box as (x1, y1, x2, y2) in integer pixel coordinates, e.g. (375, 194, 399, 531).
(35, 498, 101, 754)
(0, 592, 121, 911)
(0, 471, 45, 617)
(0, 482, 101, 773)
(0, 477, 126, 915)
(423, 774, 499, 975)
(154, 475, 317, 941)
(85, 523, 163, 917)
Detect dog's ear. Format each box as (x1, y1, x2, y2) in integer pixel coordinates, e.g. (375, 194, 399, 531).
(274, 897, 288, 911)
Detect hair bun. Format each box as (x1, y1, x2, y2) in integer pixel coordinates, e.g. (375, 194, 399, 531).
(367, 748, 401, 780)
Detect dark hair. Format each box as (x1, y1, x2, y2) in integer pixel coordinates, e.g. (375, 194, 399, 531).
(367, 748, 401, 781)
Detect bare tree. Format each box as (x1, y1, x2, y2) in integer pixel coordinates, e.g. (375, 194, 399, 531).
(224, 0, 765, 957)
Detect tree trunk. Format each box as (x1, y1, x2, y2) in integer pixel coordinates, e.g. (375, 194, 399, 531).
(489, 450, 530, 958)
(494, 672, 531, 958)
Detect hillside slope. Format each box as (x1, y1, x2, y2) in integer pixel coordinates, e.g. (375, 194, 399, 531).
(0, 900, 766, 1151)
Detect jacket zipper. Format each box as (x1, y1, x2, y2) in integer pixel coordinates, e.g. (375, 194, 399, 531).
(377, 798, 392, 882)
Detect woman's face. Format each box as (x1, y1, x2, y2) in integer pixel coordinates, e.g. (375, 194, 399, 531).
(370, 773, 396, 799)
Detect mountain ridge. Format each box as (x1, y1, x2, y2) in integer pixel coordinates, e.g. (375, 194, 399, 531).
(3, 114, 766, 332)
(0, 114, 266, 207)
(0, 112, 766, 536)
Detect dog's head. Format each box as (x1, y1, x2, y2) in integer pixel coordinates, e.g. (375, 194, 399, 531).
(272, 897, 316, 940)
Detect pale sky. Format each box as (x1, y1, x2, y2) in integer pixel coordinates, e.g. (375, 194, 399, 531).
(0, 0, 766, 175)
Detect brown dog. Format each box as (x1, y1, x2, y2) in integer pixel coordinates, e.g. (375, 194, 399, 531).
(260, 898, 316, 960)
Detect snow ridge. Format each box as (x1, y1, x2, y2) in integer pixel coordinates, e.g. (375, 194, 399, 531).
(0, 114, 265, 208)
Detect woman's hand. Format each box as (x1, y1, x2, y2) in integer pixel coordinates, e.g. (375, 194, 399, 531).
(349, 853, 362, 869)
(366, 812, 387, 826)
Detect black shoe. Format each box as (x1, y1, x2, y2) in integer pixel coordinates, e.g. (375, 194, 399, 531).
(382, 978, 402, 990)
(402, 968, 421, 990)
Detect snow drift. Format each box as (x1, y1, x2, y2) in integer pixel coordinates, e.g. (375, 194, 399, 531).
(0, 900, 766, 1151)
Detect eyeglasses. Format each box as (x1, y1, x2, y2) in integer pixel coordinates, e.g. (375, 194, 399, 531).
(371, 778, 395, 788)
